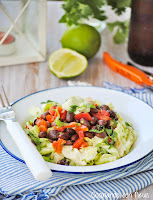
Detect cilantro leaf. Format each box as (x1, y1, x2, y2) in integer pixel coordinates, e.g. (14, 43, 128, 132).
(59, 0, 106, 26)
(107, 20, 129, 44)
(69, 105, 78, 113)
(106, 0, 131, 15)
(41, 100, 58, 104)
(89, 128, 104, 133)
(110, 131, 117, 139)
(105, 128, 112, 136)
(112, 119, 118, 128)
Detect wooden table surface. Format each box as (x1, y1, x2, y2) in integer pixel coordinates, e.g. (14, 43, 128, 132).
(0, 2, 152, 199)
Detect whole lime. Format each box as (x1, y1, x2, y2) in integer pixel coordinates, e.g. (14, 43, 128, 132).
(61, 24, 101, 59)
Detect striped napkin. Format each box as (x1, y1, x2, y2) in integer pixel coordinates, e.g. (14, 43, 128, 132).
(1, 82, 153, 200)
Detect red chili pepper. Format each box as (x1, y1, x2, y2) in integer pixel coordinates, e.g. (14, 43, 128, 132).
(103, 52, 153, 87)
(77, 131, 84, 138)
(74, 113, 92, 121)
(53, 138, 66, 154)
(75, 125, 88, 132)
(73, 137, 84, 149)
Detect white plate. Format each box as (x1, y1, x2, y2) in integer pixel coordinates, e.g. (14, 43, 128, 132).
(0, 86, 153, 173)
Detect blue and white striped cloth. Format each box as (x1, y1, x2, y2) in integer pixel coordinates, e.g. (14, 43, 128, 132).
(1, 82, 153, 200)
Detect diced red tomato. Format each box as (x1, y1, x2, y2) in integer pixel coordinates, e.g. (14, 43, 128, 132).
(35, 118, 42, 126)
(46, 115, 56, 123)
(75, 125, 88, 132)
(77, 131, 84, 138)
(92, 110, 111, 121)
(53, 126, 65, 132)
(65, 122, 76, 128)
(74, 113, 92, 121)
(80, 142, 88, 148)
(101, 110, 110, 116)
(35, 119, 48, 127)
(39, 125, 47, 132)
(60, 110, 67, 120)
(100, 116, 112, 121)
(49, 107, 55, 115)
(53, 138, 66, 154)
(57, 106, 63, 114)
(73, 137, 84, 149)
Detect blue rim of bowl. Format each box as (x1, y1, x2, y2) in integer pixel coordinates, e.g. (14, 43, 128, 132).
(0, 85, 153, 174)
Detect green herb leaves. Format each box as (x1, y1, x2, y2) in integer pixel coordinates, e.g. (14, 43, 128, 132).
(107, 20, 129, 44)
(59, 0, 106, 26)
(69, 105, 78, 113)
(41, 100, 58, 105)
(107, 0, 131, 15)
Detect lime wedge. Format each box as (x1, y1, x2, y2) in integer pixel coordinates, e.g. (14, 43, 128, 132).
(48, 48, 88, 79)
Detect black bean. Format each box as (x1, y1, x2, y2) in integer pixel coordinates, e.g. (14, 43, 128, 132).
(65, 140, 73, 145)
(66, 128, 76, 135)
(96, 132, 107, 138)
(90, 108, 98, 113)
(98, 120, 107, 126)
(41, 111, 50, 120)
(59, 132, 70, 140)
(57, 159, 69, 165)
(100, 105, 110, 110)
(108, 110, 117, 118)
(38, 131, 47, 138)
(90, 116, 97, 125)
(84, 132, 94, 138)
(115, 117, 118, 121)
(47, 122, 51, 128)
(48, 130, 58, 140)
(66, 112, 74, 122)
(49, 139, 54, 143)
(71, 134, 79, 141)
(91, 125, 97, 130)
(80, 118, 91, 129)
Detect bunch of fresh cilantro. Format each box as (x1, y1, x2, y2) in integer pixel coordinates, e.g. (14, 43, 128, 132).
(59, 0, 131, 44)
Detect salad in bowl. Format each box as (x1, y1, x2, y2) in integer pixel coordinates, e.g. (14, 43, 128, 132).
(24, 96, 136, 166)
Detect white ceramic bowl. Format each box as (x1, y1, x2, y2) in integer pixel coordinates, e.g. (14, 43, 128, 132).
(0, 86, 153, 173)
